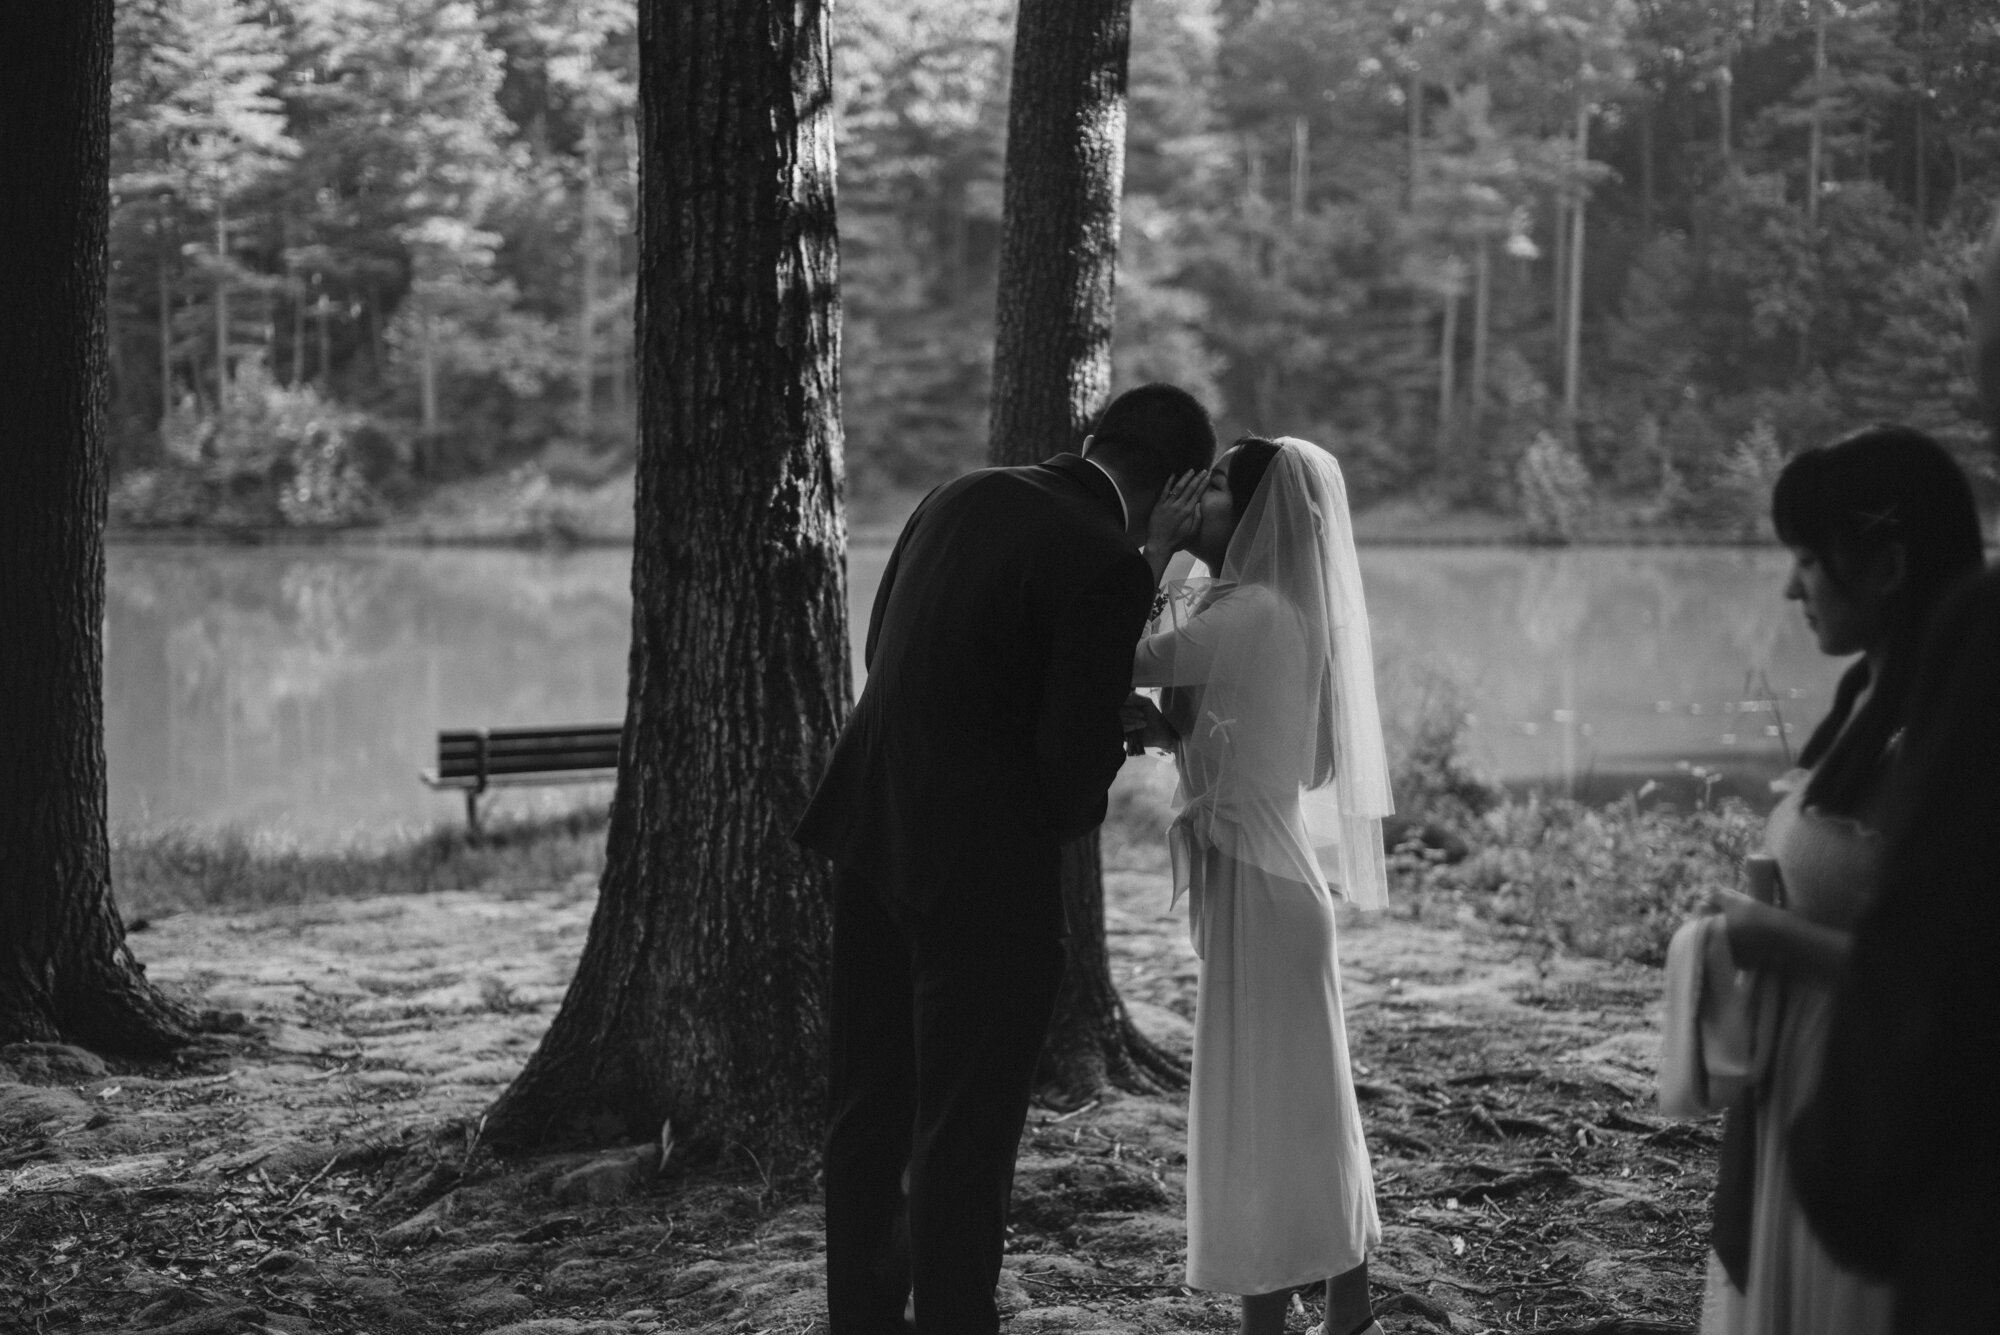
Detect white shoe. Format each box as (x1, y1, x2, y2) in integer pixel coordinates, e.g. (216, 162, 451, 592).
(1306, 1323, 1384, 1335)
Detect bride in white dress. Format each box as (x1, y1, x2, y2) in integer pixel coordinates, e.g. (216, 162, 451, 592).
(1129, 436, 1390, 1335)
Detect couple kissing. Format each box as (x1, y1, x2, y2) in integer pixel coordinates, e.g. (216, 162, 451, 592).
(797, 383, 1392, 1335)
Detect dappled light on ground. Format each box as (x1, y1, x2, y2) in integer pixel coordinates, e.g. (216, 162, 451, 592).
(3, 865, 1708, 1333)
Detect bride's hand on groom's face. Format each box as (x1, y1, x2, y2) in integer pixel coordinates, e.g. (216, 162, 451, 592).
(1145, 470, 1205, 558)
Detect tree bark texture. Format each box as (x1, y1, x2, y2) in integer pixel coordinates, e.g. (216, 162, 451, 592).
(989, 0, 1131, 465)
(0, 0, 194, 1054)
(988, 0, 1184, 1102)
(482, 0, 847, 1160)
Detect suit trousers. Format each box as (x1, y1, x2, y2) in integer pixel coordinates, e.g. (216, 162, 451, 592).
(824, 866, 1066, 1335)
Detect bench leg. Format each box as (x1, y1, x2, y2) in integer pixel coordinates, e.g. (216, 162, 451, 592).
(465, 788, 483, 840)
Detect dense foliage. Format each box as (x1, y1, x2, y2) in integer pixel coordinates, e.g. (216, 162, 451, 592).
(107, 0, 2000, 527)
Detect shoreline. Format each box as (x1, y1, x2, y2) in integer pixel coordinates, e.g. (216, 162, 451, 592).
(108, 522, 1795, 551)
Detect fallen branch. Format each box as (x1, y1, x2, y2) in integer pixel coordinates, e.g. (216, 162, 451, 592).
(1372, 1128, 1436, 1156)
(1433, 1166, 1573, 1203)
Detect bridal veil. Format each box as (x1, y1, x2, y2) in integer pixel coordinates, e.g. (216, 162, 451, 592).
(1150, 437, 1394, 910)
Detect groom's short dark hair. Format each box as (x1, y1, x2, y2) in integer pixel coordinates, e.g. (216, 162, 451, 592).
(1086, 383, 1216, 491)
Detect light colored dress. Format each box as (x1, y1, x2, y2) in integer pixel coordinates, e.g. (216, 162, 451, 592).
(1134, 584, 1380, 1295)
(1699, 769, 1895, 1335)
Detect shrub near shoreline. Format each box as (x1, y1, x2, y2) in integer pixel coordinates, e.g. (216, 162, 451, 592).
(1112, 659, 1758, 969)
(111, 806, 609, 922)
(1402, 793, 1761, 967)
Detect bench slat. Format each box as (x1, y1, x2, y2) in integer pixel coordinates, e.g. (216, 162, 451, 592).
(422, 768, 615, 791)
(435, 750, 620, 777)
(438, 723, 621, 744)
(439, 735, 624, 761)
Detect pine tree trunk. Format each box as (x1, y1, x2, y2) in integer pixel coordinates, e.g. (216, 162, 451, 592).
(291, 252, 306, 387)
(214, 193, 229, 428)
(1563, 98, 1589, 431)
(1290, 115, 1309, 225)
(578, 116, 598, 436)
(1806, 6, 1826, 226)
(1551, 195, 1569, 357)
(419, 308, 438, 433)
(1914, 0, 1929, 224)
(1405, 72, 1422, 212)
(157, 209, 173, 424)
(1437, 280, 1459, 451)
(0, 0, 194, 1054)
(1470, 234, 1491, 432)
(990, 0, 1130, 462)
(482, 0, 847, 1159)
(316, 296, 330, 389)
(1717, 61, 1733, 167)
(1639, 99, 1655, 237)
(988, 0, 1184, 1102)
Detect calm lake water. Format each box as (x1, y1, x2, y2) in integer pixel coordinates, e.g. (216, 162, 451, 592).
(105, 542, 1836, 846)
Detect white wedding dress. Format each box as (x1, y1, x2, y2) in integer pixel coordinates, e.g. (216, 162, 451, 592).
(1131, 440, 1388, 1294)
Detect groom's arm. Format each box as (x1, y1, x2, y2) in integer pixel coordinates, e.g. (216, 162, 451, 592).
(1034, 550, 1154, 839)
(864, 490, 934, 672)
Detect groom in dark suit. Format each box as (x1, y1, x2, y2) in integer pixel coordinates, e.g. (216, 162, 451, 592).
(797, 383, 1215, 1335)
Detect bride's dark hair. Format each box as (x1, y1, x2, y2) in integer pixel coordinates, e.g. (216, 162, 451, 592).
(1771, 424, 1983, 816)
(1223, 433, 1340, 786)
(1226, 435, 1282, 516)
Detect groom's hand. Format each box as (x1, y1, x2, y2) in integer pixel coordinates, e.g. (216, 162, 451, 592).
(1120, 692, 1175, 753)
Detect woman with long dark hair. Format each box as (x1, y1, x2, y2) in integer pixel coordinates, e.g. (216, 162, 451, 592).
(1790, 566, 2000, 1334)
(1697, 425, 1983, 1335)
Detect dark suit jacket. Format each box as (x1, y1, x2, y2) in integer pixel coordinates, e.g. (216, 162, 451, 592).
(795, 454, 1153, 938)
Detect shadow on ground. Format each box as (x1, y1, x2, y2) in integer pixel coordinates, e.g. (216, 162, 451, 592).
(1, 860, 1712, 1334)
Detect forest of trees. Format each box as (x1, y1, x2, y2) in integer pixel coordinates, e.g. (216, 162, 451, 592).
(108, 0, 2000, 529)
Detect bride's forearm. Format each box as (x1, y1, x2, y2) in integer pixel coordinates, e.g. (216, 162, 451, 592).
(1142, 540, 1176, 585)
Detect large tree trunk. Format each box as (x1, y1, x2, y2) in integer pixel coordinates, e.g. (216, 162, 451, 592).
(0, 0, 193, 1054)
(483, 0, 847, 1159)
(988, 0, 1184, 1103)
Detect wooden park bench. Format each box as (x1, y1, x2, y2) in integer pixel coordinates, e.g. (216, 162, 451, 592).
(419, 723, 622, 834)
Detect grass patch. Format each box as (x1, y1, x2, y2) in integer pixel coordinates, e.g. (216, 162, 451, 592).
(1399, 792, 1762, 967)
(113, 806, 609, 921)
(115, 653, 1757, 972)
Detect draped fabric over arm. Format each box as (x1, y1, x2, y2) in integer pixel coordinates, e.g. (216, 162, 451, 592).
(1132, 439, 1393, 911)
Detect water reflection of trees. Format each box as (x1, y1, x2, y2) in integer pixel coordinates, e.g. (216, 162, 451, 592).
(1357, 547, 1834, 788)
(105, 548, 634, 839)
(105, 547, 1843, 840)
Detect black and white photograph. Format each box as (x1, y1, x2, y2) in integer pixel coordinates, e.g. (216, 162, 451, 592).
(4, 2, 1998, 1333)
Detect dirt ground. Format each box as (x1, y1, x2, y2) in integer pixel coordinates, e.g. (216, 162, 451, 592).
(1, 856, 1715, 1335)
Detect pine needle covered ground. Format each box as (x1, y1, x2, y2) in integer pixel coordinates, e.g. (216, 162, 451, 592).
(2, 794, 1731, 1335)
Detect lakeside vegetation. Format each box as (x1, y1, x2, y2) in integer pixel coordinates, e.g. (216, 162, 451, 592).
(117, 671, 1756, 970)
(114, 805, 610, 922)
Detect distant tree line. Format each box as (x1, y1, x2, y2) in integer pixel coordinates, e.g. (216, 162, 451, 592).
(109, 0, 636, 525)
(845, 0, 2000, 525)
(108, 0, 2000, 528)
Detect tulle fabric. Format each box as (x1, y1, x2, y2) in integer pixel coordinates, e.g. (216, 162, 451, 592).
(1139, 438, 1393, 912)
